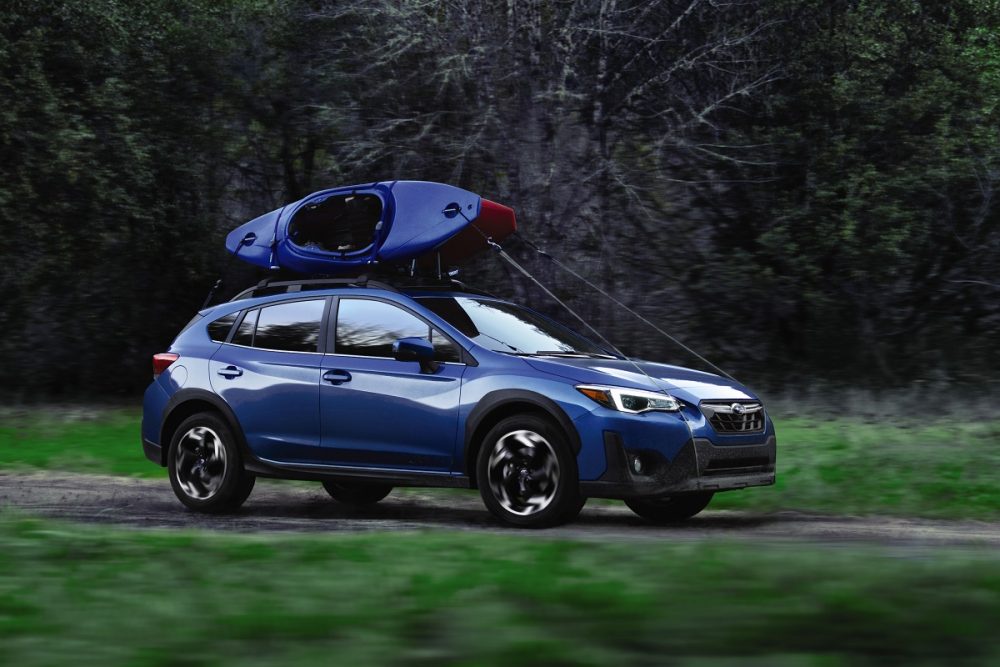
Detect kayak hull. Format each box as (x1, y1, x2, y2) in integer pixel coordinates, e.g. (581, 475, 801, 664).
(226, 181, 516, 274)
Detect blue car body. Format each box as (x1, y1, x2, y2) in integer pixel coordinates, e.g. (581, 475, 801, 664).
(142, 283, 776, 502)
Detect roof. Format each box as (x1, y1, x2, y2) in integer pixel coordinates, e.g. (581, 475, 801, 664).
(226, 276, 496, 303)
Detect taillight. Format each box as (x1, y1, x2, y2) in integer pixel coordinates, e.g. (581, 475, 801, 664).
(153, 353, 180, 379)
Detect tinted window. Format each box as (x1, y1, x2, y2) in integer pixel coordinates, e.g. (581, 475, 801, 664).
(207, 313, 237, 342)
(232, 309, 257, 346)
(336, 299, 460, 362)
(417, 297, 609, 356)
(253, 299, 325, 352)
(430, 329, 461, 363)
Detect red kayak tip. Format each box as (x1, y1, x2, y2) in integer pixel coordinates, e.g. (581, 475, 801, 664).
(437, 198, 517, 264)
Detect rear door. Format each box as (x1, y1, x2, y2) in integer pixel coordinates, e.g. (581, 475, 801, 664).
(210, 297, 330, 464)
(320, 296, 466, 471)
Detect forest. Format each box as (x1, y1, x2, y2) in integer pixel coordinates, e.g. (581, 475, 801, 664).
(1, 0, 998, 397)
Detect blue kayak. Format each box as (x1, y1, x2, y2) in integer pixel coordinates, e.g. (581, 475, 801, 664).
(226, 180, 516, 274)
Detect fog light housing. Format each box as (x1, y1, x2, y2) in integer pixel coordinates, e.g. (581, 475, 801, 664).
(631, 454, 644, 475)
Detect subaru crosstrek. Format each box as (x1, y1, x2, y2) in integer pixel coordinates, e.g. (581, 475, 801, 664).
(142, 278, 776, 527)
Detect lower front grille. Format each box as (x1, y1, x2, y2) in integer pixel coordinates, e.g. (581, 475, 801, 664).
(703, 456, 771, 475)
(701, 401, 765, 434)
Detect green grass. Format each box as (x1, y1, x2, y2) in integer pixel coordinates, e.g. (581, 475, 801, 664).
(2, 407, 999, 519)
(712, 417, 1000, 519)
(0, 515, 998, 666)
(0, 407, 151, 477)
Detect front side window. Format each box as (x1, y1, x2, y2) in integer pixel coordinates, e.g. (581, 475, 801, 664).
(335, 299, 460, 362)
(252, 299, 325, 352)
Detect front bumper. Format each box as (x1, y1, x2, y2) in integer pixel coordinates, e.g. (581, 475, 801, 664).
(579, 434, 776, 499)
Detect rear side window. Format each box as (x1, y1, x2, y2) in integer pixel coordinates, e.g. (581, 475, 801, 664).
(207, 313, 237, 342)
(335, 298, 460, 362)
(252, 299, 325, 353)
(232, 309, 257, 346)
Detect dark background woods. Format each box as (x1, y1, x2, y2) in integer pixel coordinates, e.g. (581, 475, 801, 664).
(1, 0, 998, 398)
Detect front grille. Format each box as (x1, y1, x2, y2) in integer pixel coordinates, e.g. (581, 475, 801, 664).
(701, 402, 765, 434)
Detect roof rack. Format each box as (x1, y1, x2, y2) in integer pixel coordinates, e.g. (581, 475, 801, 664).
(229, 275, 400, 302)
(402, 280, 497, 298)
(227, 272, 498, 303)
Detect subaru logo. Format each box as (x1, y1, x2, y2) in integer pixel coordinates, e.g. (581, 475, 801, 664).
(731, 403, 745, 414)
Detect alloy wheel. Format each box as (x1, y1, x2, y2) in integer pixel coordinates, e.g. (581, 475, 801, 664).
(486, 429, 560, 516)
(174, 426, 228, 500)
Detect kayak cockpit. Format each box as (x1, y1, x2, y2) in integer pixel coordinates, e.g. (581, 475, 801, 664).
(286, 193, 382, 256)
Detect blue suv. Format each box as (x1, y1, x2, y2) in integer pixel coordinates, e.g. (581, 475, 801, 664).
(142, 277, 776, 527)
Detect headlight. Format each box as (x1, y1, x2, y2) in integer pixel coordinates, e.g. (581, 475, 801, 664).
(576, 385, 681, 414)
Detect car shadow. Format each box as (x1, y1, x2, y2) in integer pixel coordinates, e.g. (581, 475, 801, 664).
(201, 491, 791, 534)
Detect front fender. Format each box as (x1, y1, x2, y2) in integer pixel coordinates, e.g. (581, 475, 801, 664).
(463, 389, 583, 480)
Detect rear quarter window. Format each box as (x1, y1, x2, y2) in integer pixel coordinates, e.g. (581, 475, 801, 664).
(207, 312, 238, 342)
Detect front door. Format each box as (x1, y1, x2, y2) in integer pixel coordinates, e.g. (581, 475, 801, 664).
(320, 297, 466, 471)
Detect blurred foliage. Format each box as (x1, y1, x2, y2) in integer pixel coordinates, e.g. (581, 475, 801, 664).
(3, 406, 1000, 519)
(1, 515, 999, 665)
(0, 0, 998, 396)
(720, 0, 1000, 383)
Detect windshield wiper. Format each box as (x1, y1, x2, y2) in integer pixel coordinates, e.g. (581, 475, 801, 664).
(531, 350, 619, 359)
(477, 332, 526, 354)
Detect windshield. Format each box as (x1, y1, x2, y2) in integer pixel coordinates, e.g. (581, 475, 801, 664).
(416, 296, 615, 357)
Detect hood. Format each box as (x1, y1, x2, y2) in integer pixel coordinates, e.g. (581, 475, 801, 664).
(523, 356, 757, 405)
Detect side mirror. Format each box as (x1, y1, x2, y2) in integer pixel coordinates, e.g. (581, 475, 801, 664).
(392, 337, 439, 373)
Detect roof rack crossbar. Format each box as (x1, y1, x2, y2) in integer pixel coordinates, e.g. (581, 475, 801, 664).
(229, 275, 401, 302)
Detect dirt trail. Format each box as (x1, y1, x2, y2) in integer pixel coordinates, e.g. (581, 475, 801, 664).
(3, 471, 1000, 546)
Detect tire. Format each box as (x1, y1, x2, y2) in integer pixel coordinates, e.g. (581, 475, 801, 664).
(476, 414, 581, 528)
(167, 412, 255, 513)
(322, 481, 393, 505)
(625, 492, 714, 524)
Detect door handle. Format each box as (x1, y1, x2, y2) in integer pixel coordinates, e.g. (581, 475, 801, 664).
(323, 369, 352, 385)
(217, 365, 243, 378)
